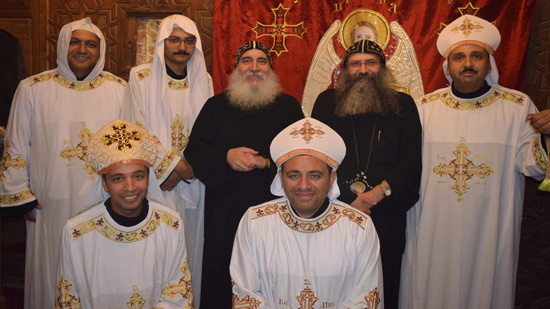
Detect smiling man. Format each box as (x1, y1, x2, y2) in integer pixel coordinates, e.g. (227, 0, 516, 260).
(184, 40, 303, 307)
(0, 18, 126, 308)
(230, 117, 383, 308)
(55, 119, 192, 308)
(400, 14, 550, 309)
(312, 39, 421, 309)
(121, 14, 213, 303)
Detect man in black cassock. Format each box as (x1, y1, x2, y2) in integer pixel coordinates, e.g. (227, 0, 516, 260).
(184, 40, 303, 308)
(311, 39, 422, 309)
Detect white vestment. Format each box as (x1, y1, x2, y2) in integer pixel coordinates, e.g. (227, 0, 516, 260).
(230, 198, 383, 308)
(0, 18, 126, 308)
(0, 69, 125, 308)
(400, 85, 548, 309)
(55, 200, 193, 308)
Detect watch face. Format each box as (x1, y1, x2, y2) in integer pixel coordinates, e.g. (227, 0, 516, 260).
(384, 189, 391, 196)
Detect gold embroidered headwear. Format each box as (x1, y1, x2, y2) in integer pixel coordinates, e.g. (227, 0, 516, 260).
(344, 39, 386, 67)
(87, 119, 157, 175)
(438, 14, 501, 86)
(270, 117, 346, 200)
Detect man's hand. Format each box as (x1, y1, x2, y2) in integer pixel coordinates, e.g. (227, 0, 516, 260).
(160, 171, 181, 191)
(527, 110, 550, 135)
(227, 147, 261, 172)
(349, 186, 385, 215)
(23, 203, 42, 222)
(175, 158, 194, 180)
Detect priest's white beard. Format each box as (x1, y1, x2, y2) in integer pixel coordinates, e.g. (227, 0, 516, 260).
(226, 69, 281, 111)
(335, 68, 400, 117)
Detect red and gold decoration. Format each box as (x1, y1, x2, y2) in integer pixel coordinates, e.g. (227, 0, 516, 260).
(213, 1, 536, 102)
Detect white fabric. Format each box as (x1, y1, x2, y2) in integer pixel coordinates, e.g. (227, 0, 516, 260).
(0, 70, 125, 309)
(230, 197, 383, 308)
(400, 85, 548, 309)
(0, 19, 125, 309)
(56, 201, 192, 308)
(57, 17, 106, 82)
(120, 14, 213, 304)
(437, 14, 501, 57)
(270, 117, 346, 200)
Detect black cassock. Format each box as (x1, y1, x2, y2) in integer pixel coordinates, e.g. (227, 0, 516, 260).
(185, 92, 303, 308)
(312, 89, 421, 309)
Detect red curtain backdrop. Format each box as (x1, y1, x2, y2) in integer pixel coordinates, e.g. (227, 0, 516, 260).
(213, 0, 536, 102)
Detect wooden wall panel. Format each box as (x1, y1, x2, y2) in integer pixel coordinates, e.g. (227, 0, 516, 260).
(41, 0, 214, 80)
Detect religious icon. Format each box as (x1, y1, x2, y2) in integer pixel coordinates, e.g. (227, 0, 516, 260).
(301, 9, 424, 116)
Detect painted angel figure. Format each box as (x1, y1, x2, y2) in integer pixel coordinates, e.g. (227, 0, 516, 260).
(302, 9, 424, 116)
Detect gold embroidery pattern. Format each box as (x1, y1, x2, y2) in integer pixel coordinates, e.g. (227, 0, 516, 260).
(102, 121, 142, 153)
(275, 149, 339, 169)
(171, 116, 188, 154)
(136, 68, 150, 81)
(162, 258, 194, 308)
(251, 4, 307, 57)
(433, 142, 494, 198)
(30, 71, 125, 90)
(168, 78, 189, 90)
(71, 209, 180, 242)
(232, 294, 262, 309)
(289, 120, 324, 142)
(532, 136, 548, 172)
(451, 16, 483, 37)
(420, 89, 525, 110)
(54, 276, 82, 309)
(154, 151, 177, 180)
(0, 189, 34, 206)
(127, 285, 147, 309)
(296, 286, 318, 309)
(364, 287, 380, 309)
(1, 137, 27, 182)
(59, 124, 95, 175)
(251, 202, 368, 231)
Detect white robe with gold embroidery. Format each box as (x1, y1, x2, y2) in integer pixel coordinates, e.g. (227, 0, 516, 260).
(230, 198, 383, 308)
(121, 62, 213, 303)
(400, 85, 549, 309)
(0, 69, 125, 308)
(55, 200, 192, 308)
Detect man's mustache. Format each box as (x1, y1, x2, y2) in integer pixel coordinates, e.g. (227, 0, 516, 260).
(460, 67, 477, 74)
(173, 51, 190, 56)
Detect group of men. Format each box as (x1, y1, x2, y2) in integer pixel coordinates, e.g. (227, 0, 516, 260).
(0, 11, 549, 309)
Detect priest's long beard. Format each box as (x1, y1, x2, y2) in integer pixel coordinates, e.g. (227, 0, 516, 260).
(334, 69, 400, 117)
(226, 69, 281, 111)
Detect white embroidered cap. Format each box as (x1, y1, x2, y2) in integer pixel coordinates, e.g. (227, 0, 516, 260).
(87, 119, 158, 175)
(437, 14, 500, 58)
(270, 117, 346, 200)
(438, 14, 501, 86)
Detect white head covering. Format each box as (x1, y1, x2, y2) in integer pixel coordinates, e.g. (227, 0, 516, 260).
(57, 17, 106, 82)
(145, 14, 211, 146)
(437, 14, 501, 86)
(83, 119, 165, 207)
(270, 118, 346, 201)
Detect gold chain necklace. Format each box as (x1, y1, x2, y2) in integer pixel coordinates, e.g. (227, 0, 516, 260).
(344, 115, 377, 194)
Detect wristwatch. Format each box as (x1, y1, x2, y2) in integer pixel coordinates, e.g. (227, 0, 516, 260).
(379, 182, 392, 197)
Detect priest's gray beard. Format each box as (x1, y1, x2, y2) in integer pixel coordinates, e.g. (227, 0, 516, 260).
(334, 68, 400, 117)
(226, 69, 281, 111)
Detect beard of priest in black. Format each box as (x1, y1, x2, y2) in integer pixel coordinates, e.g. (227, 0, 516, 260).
(226, 68, 282, 112)
(334, 67, 401, 117)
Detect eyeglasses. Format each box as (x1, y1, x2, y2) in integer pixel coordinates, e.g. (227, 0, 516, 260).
(165, 36, 196, 46)
(348, 60, 381, 68)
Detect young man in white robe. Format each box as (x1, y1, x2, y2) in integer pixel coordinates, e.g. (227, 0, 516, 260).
(0, 18, 126, 308)
(55, 119, 193, 308)
(400, 14, 550, 309)
(230, 117, 383, 308)
(120, 14, 213, 302)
